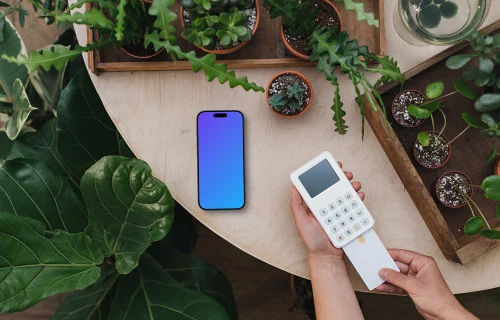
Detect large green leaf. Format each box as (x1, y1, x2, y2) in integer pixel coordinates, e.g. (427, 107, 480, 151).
(338, 0, 378, 27)
(475, 93, 500, 113)
(108, 254, 231, 320)
(149, 246, 237, 319)
(0, 15, 28, 103)
(4, 78, 37, 140)
(445, 54, 476, 69)
(148, 0, 177, 42)
(0, 131, 14, 158)
(464, 216, 484, 235)
(52, 267, 119, 320)
(0, 158, 87, 233)
(461, 112, 488, 129)
(56, 9, 115, 30)
(156, 203, 198, 254)
(481, 175, 500, 201)
(0, 213, 103, 313)
(83, 156, 174, 274)
(57, 69, 133, 181)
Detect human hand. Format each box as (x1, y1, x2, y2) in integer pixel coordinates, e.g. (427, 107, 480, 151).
(290, 162, 364, 260)
(377, 249, 478, 320)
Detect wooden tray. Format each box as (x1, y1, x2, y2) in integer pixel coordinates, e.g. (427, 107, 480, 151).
(359, 20, 500, 265)
(86, 0, 385, 74)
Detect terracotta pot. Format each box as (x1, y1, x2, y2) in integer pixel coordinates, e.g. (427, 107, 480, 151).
(413, 131, 452, 169)
(122, 0, 166, 59)
(391, 90, 427, 128)
(435, 171, 473, 209)
(180, 0, 260, 55)
(280, 0, 343, 60)
(266, 71, 313, 118)
(495, 158, 500, 175)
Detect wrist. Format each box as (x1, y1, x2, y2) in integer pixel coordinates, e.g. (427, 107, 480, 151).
(437, 302, 477, 320)
(307, 251, 345, 267)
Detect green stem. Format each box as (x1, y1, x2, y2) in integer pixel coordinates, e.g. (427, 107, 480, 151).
(434, 125, 470, 152)
(437, 108, 447, 141)
(462, 192, 491, 229)
(430, 113, 435, 133)
(431, 91, 457, 103)
(28, 0, 52, 15)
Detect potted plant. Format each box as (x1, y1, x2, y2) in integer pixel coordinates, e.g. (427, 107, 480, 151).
(391, 90, 427, 127)
(179, 0, 260, 54)
(266, 71, 313, 117)
(1, 0, 265, 93)
(436, 171, 473, 208)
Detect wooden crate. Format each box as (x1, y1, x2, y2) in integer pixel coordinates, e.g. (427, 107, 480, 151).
(359, 20, 500, 265)
(86, 0, 385, 74)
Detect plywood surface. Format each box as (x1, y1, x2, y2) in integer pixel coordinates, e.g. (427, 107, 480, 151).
(73, 0, 500, 293)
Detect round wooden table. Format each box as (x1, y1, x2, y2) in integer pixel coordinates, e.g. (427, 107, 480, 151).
(74, 1, 500, 294)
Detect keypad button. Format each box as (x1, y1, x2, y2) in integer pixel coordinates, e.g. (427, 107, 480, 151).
(347, 214, 356, 223)
(336, 234, 345, 242)
(345, 228, 353, 237)
(361, 217, 370, 226)
(319, 208, 328, 217)
(335, 197, 344, 206)
(341, 206, 350, 215)
(325, 217, 334, 225)
(328, 202, 336, 211)
(345, 192, 353, 200)
(339, 220, 348, 228)
(349, 200, 358, 209)
(354, 209, 364, 217)
(353, 223, 361, 231)
(330, 225, 339, 234)
(333, 212, 342, 220)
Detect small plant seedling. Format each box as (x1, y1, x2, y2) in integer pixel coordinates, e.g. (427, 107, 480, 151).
(268, 94, 286, 110)
(268, 81, 307, 114)
(287, 82, 306, 100)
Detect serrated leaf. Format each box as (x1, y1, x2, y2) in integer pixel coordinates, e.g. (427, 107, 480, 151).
(365, 55, 405, 85)
(339, 0, 379, 27)
(464, 216, 484, 235)
(52, 267, 119, 320)
(149, 245, 237, 320)
(83, 156, 175, 274)
(0, 213, 103, 313)
(481, 175, 500, 201)
(332, 85, 347, 135)
(145, 32, 264, 92)
(0, 15, 28, 103)
(114, 0, 126, 41)
(56, 8, 115, 29)
(5, 78, 37, 140)
(462, 112, 488, 129)
(0, 158, 87, 233)
(148, 0, 177, 42)
(108, 254, 231, 320)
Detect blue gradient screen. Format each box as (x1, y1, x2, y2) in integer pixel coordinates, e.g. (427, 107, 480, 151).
(197, 111, 244, 209)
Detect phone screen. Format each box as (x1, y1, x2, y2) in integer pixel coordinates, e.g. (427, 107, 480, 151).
(197, 111, 245, 210)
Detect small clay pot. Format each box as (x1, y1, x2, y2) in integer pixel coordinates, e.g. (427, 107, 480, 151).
(121, 0, 166, 59)
(413, 131, 451, 169)
(391, 90, 427, 128)
(180, 0, 260, 55)
(435, 171, 473, 209)
(266, 71, 313, 118)
(495, 158, 500, 175)
(280, 0, 342, 60)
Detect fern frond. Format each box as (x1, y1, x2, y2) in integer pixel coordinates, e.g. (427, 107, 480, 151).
(145, 32, 264, 92)
(148, 0, 177, 42)
(114, 0, 127, 41)
(56, 8, 115, 29)
(338, 0, 379, 27)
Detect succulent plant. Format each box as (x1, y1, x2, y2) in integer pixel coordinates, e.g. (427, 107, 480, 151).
(268, 81, 306, 113)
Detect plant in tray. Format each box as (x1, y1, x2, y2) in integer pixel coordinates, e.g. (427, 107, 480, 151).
(267, 71, 312, 117)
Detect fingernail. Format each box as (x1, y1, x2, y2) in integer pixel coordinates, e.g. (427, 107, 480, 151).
(379, 269, 388, 279)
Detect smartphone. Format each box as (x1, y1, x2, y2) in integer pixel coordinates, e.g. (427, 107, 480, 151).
(197, 110, 245, 210)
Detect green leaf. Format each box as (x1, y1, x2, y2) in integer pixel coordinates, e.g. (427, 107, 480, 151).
(52, 267, 119, 320)
(5, 78, 37, 140)
(56, 8, 115, 29)
(29, 57, 66, 112)
(339, 0, 379, 27)
(0, 158, 87, 233)
(481, 175, 500, 201)
(497, 203, 500, 218)
(57, 70, 133, 181)
(0, 131, 13, 158)
(108, 254, 231, 320)
(83, 156, 175, 274)
(446, 54, 476, 69)
(156, 204, 198, 254)
(145, 32, 264, 92)
(425, 82, 444, 99)
(419, 100, 441, 112)
(417, 131, 430, 147)
(148, 0, 177, 42)
(479, 229, 500, 239)
(18, 10, 25, 27)
(462, 68, 478, 81)
(464, 216, 484, 235)
(474, 71, 490, 87)
(474, 93, 500, 113)
(332, 85, 347, 135)
(488, 145, 498, 163)
(149, 246, 237, 319)
(461, 112, 488, 129)
(0, 213, 103, 313)
(408, 105, 431, 119)
(478, 55, 494, 74)
(453, 78, 476, 99)
(0, 2, 9, 7)
(114, 0, 126, 41)
(0, 15, 28, 103)
(0, 13, 5, 42)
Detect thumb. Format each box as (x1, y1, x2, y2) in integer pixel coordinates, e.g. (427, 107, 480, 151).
(379, 268, 413, 291)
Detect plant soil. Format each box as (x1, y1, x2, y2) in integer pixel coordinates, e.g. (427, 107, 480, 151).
(392, 91, 426, 127)
(436, 172, 472, 207)
(414, 132, 450, 168)
(284, 0, 341, 56)
(122, 2, 158, 57)
(268, 73, 310, 116)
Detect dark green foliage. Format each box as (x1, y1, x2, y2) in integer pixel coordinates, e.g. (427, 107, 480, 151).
(268, 81, 307, 113)
(419, 4, 441, 29)
(288, 82, 306, 100)
(268, 94, 287, 110)
(264, 0, 318, 37)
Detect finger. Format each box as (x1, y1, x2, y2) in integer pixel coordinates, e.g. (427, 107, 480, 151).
(387, 249, 419, 265)
(379, 268, 413, 291)
(344, 171, 353, 180)
(338, 162, 343, 168)
(357, 192, 365, 200)
(375, 283, 407, 295)
(351, 182, 361, 192)
(395, 261, 410, 274)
